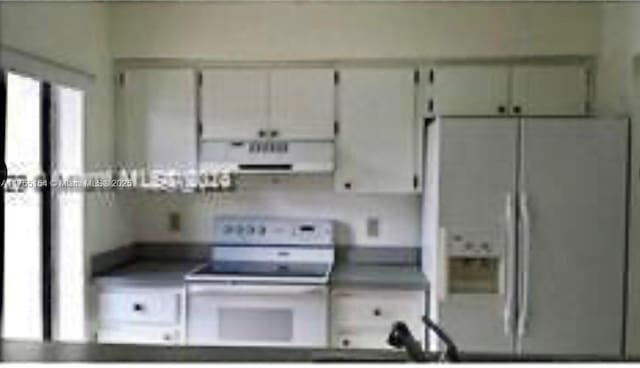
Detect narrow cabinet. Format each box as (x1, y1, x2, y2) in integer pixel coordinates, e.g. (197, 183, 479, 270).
(428, 65, 510, 116)
(336, 68, 419, 193)
(270, 68, 335, 140)
(200, 69, 269, 140)
(117, 68, 197, 172)
(511, 65, 589, 116)
(331, 289, 425, 350)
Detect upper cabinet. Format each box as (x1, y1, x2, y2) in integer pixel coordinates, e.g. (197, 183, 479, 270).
(430, 65, 510, 116)
(117, 68, 197, 171)
(336, 68, 420, 193)
(511, 65, 589, 116)
(426, 63, 590, 117)
(270, 69, 335, 140)
(201, 69, 269, 141)
(201, 68, 335, 141)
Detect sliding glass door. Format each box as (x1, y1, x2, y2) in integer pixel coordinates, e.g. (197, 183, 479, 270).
(52, 85, 85, 342)
(1, 70, 86, 342)
(3, 72, 44, 340)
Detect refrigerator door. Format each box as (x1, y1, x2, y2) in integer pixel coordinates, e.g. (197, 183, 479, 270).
(436, 118, 519, 353)
(517, 118, 627, 356)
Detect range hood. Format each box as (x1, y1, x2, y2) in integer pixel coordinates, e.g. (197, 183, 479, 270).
(199, 140, 334, 174)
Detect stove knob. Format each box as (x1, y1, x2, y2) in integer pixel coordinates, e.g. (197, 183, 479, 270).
(247, 226, 255, 235)
(236, 225, 244, 235)
(258, 226, 266, 235)
(223, 225, 233, 234)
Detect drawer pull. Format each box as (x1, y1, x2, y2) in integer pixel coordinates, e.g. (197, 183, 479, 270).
(373, 308, 382, 317)
(163, 333, 172, 342)
(133, 303, 144, 312)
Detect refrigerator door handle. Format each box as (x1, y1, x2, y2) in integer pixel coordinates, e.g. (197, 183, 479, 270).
(518, 192, 531, 337)
(503, 193, 515, 336)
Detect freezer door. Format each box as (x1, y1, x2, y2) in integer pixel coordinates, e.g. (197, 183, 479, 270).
(518, 118, 627, 356)
(436, 118, 519, 353)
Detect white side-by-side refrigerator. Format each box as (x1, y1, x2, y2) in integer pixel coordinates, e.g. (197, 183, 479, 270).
(423, 117, 628, 356)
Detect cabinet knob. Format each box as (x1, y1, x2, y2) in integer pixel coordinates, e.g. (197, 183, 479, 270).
(258, 130, 266, 138)
(344, 182, 352, 190)
(497, 105, 506, 114)
(133, 303, 144, 312)
(341, 338, 351, 348)
(512, 106, 522, 114)
(163, 334, 172, 342)
(373, 308, 382, 317)
(270, 130, 279, 138)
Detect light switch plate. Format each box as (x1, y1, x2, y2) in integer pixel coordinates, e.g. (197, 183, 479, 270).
(366, 217, 379, 238)
(169, 212, 181, 232)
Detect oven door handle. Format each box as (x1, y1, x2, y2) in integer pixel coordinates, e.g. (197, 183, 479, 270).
(187, 283, 327, 295)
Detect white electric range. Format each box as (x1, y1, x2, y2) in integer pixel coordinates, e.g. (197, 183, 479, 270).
(184, 216, 335, 347)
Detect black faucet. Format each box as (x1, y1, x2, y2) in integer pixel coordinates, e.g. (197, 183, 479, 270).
(387, 321, 428, 362)
(387, 316, 459, 362)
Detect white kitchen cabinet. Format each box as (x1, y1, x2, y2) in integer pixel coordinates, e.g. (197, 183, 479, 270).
(331, 289, 425, 350)
(96, 285, 185, 346)
(118, 69, 197, 171)
(511, 65, 589, 116)
(201, 69, 269, 140)
(429, 65, 510, 116)
(269, 68, 335, 140)
(426, 64, 590, 117)
(336, 68, 419, 193)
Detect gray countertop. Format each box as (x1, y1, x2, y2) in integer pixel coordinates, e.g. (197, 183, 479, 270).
(0, 341, 625, 362)
(331, 264, 428, 290)
(94, 261, 202, 286)
(94, 260, 428, 290)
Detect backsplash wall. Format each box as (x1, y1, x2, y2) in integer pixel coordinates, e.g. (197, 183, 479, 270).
(128, 175, 421, 247)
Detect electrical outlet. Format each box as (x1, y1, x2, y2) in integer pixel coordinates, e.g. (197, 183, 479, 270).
(366, 217, 380, 238)
(168, 212, 181, 232)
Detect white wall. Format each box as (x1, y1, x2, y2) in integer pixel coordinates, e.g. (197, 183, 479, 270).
(109, 2, 601, 59)
(0, 2, 131, 256)
(597, 3, 640, 356)
(129, 177, 420, 247)
(108, 1, 603, 248)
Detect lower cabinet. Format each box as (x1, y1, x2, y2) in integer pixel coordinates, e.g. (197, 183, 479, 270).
(331, 288, 426, 350)
(96, 284, 185, 346)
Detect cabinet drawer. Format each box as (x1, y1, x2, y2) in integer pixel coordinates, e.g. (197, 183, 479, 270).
(332, 326, 397, 350)
(332, 323, 425, 350)
(97, 326, 181, 345)
(332, 290, 425, 326)
(99, 291, 180, 325)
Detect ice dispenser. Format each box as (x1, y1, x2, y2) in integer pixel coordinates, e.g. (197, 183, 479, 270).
(443, 228, 504, 294)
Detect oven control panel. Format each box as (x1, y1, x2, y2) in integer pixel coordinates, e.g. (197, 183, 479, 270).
(213, 216, 335, 245)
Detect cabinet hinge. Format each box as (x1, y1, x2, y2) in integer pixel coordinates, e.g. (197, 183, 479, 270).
(334, 121, 340, 136)
(428, 99, 434, 113)
(429, 69, 434, 84)
(413, 174, 419, 189)
(197, 71, 203, 87)
(414, 69, 420, 85)
(334, 70, 340, 85)
(197, 121, 203, 137)
(118, 73, 125, 87)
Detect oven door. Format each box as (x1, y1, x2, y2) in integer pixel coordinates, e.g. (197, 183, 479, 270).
(186, 283, 329, 347)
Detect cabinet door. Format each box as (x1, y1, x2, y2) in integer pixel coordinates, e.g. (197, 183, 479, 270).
(518, 118, 627, 355)
(429, 65, 510, 116)
(336, 68, 418, 193)
(119, 69, 197, 171)
(201, 69, 268, 140)
(511, 65, 588, 116)
(269, 69, 335, 140)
